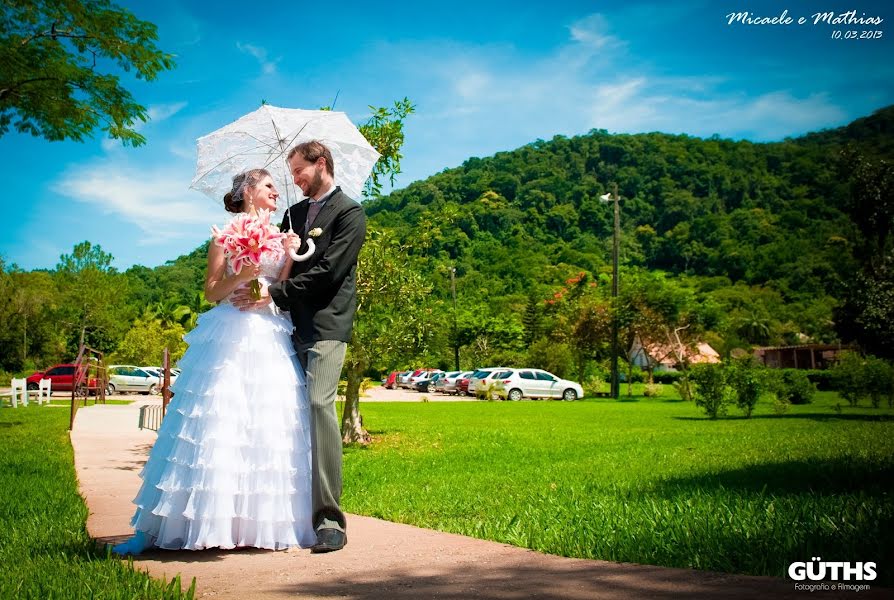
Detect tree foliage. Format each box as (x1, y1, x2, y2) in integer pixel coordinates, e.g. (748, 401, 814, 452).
(0, 0, 175, 145)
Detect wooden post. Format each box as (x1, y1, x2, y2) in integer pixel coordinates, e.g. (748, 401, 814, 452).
(162, 348, 172, 416)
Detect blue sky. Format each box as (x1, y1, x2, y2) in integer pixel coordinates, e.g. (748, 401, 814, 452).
(1, 0, 891, 271)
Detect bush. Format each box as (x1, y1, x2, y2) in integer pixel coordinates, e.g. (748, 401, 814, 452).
(643, 383, 663, 397)
(652, 371, 683, 384)
(619, 368, 645, 383)
(863, 356, 894, 408)
(726, 356, 765, 418)
(582, 376, 606, 397)
(805, 369, 837, 391)
(690, 364, 729, 419)
(831, 352, 865, 406)
(773, 370, 816, 405)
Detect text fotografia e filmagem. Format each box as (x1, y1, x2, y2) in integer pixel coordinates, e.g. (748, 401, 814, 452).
(726, 10, 884, 26)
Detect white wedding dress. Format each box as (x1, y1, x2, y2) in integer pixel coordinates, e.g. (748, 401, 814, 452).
(127, 247, 315, 550)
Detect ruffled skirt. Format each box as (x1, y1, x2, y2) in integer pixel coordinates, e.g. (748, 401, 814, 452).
(130, 303, 315, 550)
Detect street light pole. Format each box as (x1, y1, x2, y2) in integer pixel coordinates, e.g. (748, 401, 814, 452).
(601, 185, 621, 400)
(451, 267, 459, 371)
(610, 183, 620, 400)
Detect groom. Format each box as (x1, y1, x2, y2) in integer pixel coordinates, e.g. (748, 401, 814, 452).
(235, 140, 366, 553)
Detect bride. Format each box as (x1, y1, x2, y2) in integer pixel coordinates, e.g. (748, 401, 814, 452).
(113, 168, 315, 553)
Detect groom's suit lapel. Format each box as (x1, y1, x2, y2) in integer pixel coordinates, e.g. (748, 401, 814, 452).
(285, 201, 309, 234)
(307, 187, 344, 234)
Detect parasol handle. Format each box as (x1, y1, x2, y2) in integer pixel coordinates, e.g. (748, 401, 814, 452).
(289, 238, 315, 262)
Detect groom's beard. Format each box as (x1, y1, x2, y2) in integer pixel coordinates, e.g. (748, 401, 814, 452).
(304, 171, 324, 199)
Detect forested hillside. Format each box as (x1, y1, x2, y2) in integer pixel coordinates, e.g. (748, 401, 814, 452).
(2, 106, 891, 379)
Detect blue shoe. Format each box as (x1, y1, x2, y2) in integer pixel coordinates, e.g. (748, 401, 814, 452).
(110, 530, 155, 556)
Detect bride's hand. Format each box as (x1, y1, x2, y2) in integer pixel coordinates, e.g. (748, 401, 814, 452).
(232, 264, 262, 283)
(284, 232, 302, 253)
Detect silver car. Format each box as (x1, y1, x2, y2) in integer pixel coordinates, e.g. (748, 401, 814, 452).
(107, 365, 161, 395)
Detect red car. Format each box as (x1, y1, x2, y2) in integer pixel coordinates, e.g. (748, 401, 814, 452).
(383, 371, 400, 389)
(27, 363, 101, 393)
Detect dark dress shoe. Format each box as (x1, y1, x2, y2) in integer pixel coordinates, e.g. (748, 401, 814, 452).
(311, 528, 346, 553)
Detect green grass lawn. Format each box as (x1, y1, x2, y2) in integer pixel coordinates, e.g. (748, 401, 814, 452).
(342, 392, 894, 583)
(0, 404, 194, 599)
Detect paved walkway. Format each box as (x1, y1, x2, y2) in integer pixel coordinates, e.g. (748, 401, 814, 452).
(70, 401, 884, 599)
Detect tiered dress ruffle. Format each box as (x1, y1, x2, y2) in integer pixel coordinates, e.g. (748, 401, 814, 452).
(129, 302, 315, 550)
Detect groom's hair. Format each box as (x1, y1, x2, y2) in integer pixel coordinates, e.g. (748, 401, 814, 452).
(288, 140, 335, 178)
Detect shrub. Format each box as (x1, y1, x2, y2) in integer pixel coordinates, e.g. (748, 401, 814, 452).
(582, 376, 606, 398)
(643, 383, 663, 397)
(805, 369, 837, 391)
(620, 369, 645, 383)
(690, 364, 729, 419)
(774, 370, 816, 405)
(726, 356, 765, 418)
(863, 356, 894, 409)
(831, 351, 867, 407)
(653, 371, 683, 384)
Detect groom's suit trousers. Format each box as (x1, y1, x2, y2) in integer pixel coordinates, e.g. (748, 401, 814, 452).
(297, 339, 347, 533)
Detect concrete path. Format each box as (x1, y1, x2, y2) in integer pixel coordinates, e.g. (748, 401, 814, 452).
(70, 401, 886, 600)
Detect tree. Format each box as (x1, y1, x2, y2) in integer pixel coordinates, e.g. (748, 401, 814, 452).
(690, 363, 729, 419)
(835, 150, 894, 358)
(0, 0, 175, 145)
(359, 97, 415, 198)
(726, 355, 765, 418)
(341, 228, 431, 443)
(55, 241, 129, 354)
(112, 318, 186, 366)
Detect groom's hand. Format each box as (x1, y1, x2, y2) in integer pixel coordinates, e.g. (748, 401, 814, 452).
(231, 281, 272, 311)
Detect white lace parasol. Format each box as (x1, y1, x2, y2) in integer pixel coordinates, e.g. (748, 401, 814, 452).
(190, 105, 380, 220)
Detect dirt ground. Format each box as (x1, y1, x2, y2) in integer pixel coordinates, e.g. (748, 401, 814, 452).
(67, 400, 888, 599)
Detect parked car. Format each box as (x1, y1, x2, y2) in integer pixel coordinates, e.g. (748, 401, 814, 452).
(409, 369, 443, 391)
(398, 369, 422, 389)
(383, 371, 400, 389)
(456, 373, 474, 395)
(493, 368, 584, 401)
(413, 371, 445, 393)
(434, 371, 464, 394)
(107, 365, 161, 395)
(142, 366, 178, 385)
(26, 363, 101, 393)
(467, 367, 510, 397)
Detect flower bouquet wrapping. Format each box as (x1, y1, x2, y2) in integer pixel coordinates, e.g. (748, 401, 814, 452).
(211, 209, 286, 300)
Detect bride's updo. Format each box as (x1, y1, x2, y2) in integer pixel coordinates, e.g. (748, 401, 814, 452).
(223, 168, 272, 213)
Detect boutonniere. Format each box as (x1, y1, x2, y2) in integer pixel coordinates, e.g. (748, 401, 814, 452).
(308, 227, 323, 238)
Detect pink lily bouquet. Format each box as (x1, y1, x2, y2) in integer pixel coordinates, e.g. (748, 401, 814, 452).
(211, 209, 286, 300)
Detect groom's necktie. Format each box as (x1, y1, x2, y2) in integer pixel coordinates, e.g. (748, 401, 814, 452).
(305, 200, 324, 234)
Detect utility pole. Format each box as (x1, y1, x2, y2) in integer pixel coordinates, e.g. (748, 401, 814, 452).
(451, 267, 459, 371)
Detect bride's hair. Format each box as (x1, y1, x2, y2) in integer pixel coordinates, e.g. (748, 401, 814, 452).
(224, 168, 272, 213)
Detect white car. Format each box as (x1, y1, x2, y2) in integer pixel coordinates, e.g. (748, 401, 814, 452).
(142, 366, 178, 385)
(493, 368, 584, 401)
(467, 367, 510, 397)
(107, 365, 161, 395)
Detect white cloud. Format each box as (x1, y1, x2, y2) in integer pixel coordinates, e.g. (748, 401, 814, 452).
(148, 102, 188, 123)
(52, 162, 223, 244)
(569, 14, 621, 50)
(236, 42, 279, 75)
